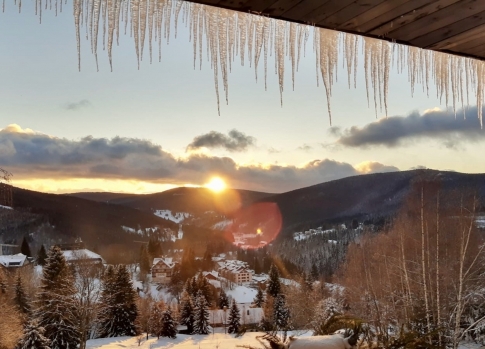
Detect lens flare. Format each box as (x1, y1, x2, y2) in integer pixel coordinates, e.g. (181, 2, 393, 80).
(224, 202, 282, 249)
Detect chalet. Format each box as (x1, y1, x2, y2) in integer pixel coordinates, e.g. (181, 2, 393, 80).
(202, 271, 221, 289)
(0, 253, 30, 270)
(62, 249, 106, 265)
(151, 257, 176, 284)
(217, 260, 253, 285)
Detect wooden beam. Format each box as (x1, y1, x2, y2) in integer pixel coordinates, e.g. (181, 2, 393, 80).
(370, 0, 463, 37)
(427, 24, 485, 50)
(324, 0, 389, 29)
(385, 0, 485, 42)
(261, 0, 306, 17)
(411, 10, 485, 48)
(340, 0, 412, 31)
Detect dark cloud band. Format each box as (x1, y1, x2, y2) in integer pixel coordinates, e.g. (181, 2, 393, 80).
(186, 129, 255, 152)
(1, 124, 398, 192)
(337, 107, 484, 148)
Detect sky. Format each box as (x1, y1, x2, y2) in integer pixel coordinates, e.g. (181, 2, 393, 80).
(0, 1, 484, 194)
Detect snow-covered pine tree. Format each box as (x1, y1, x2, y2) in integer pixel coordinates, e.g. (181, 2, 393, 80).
(37, 245, 47, 266)
(97, 265, 140, 337)
(14, 272, 30, 315)
(273, 294, 290, 332)
(218, 288, 229, 309)
(179, 291, 195, 334)
(148, 301, 164, 338)
(160, 307, 177, 339)
(253, 287, 264, 308)
(267, 264, 281, 298)
(311, 297, 343, 335)
(16, 320, 50, 349)
(227, 299, 240, 334)
(193, 290, 210, 335)
(197, 273, 212, 305)
(36, 245, 80, 349)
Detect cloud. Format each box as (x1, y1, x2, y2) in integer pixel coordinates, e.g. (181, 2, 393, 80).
(297, 144, 312, 152)
(187, 129, 255, 152)
(1, 125, 400, 192)
(64, 99, 91, 110)
(355, 161, 399, 174)
(337, 107, 485, 148)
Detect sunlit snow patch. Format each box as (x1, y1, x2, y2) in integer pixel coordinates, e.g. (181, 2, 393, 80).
(154, 210, 191, 223)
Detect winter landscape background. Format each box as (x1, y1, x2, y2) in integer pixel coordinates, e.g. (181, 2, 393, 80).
(2, 0, 485, 349)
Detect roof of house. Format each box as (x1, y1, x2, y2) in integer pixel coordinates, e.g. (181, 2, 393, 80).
(152, 257, 176, 269)
(62, 249, 105, 263)
(0, 253, 28, 268)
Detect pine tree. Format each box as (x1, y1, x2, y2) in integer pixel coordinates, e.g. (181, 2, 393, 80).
(190, 276, 198, 298)
(97, 265, 140, 337)
(267, 263, 281, 298)
(218, 288, 229, 309)
(16, 320, 50, 349)
(184, 279, 193, 298)
(253, 287, 264, 307)
(148, 301, 164, 338)
(139, 245, 151, 277)
(147, 238, 163, 258)
(193, 290, 210, 335)
(227, 299, 241, 334)
(13, 272, 30, 315)
(0, 268, 7, 294)
(310, 263, 319, 282)
(179, 291, 195, 334)
(37, 245, 47, 266)
(20, 237, 32, 258)
(160, 307, 177, 339)
(196, 273, 212, 302)
(36, 245, 80, 349)
(273, 294, 290, 332)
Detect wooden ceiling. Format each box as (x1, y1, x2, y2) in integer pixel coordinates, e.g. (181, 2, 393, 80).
(184, 0, 485, 60)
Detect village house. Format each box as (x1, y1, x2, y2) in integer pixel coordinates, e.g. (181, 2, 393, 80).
(217, 259, 253, 285)
(62, 249, 106, 265)
(202, 271, 221, 289)
(0, 253, 31, 271)
(151, 257, 176, 284)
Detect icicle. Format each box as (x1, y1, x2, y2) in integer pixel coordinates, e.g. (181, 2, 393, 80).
(92, 0, 101, 71)
(139, 0, 147, 61)
(74, 0, 82, 71)
(315, 27, 339, 124)
(107, 0, 115, 70)
(131, 0, 140, 69)
(288, 22, 297, 90)
(15, 0, 485, 125)
(275, 20, 286, 106)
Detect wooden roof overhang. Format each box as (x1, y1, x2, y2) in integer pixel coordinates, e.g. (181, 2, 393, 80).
(183, 0, 485, 61)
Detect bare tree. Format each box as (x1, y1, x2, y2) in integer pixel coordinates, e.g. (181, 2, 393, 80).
(71, 251, 102, 349)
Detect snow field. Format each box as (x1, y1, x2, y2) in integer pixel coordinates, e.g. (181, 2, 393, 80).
(86, 331, 310, 349)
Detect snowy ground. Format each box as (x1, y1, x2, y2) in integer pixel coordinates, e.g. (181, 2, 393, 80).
(86, 330, 311, 349)
(86, 331, 483, 349)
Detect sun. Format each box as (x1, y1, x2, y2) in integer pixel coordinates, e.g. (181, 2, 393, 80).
(205, 177, 226, 192)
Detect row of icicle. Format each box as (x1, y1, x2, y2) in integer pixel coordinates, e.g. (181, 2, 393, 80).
(4, 0, 485, 126)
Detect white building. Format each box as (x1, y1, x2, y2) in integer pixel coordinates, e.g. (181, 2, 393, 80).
(0, 253, 30, 269)
(217, 259, 253, 285)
